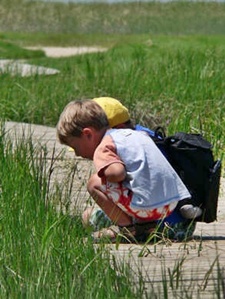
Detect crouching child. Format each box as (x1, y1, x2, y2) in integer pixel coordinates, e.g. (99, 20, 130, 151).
(56, 100, 195, 243)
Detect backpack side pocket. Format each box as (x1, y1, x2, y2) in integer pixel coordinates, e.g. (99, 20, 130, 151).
(198, 160, 221, 223)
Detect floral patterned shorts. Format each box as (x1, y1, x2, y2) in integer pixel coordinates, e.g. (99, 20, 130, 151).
(99, 181, 178, 221)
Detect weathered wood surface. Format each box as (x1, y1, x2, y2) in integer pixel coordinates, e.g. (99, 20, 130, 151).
(5, 121, 225, 298)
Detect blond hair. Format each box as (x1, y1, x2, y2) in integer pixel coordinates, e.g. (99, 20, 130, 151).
(57, 100, 109, 145)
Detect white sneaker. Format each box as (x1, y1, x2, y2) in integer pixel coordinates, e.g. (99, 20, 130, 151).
(180, 204, 202, 219)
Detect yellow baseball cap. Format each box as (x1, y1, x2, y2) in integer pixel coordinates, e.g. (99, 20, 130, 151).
(92, 97, 130, 128)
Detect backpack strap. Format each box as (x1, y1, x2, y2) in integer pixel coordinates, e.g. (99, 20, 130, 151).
(154, 126, 166, 139)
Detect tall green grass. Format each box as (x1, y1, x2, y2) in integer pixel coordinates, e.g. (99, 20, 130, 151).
(1, 36, 224, 157)
(1, 125, 224, 298)
(1, 0, 225, 35)
(0, 1, 224, 297)
(0, 125, 144, 298)
(0, 40, 45, 59)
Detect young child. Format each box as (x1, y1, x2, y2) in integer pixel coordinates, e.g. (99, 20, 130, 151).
(92, 97, 202, 221)
(57, 99, 194, 242)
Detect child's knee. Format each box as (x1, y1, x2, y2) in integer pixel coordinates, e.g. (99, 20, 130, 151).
(87, 174, 101, 194)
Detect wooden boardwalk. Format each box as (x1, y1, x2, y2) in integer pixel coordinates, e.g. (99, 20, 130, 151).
(5, 121, 225, 298)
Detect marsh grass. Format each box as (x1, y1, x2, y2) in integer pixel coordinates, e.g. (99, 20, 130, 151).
(0, 125, 145, 298)
(1, 1, 225, 35)
(0, 40, 45, 59)
(0, 1, 225, 297)
(1, 2, 225, 160)
(1, 35, 224, 157)
(1, 123, 223, 298)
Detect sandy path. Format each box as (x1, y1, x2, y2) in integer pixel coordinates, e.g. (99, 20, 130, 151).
(25, 46, 107, 57)
(0, 46, 108, 76)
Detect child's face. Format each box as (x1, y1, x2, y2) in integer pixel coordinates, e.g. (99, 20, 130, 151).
(67, 127, 103, 160)
(68, 135, 93, 159)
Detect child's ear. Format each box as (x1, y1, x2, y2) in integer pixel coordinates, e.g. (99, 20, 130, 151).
(82, 128, 92, 138)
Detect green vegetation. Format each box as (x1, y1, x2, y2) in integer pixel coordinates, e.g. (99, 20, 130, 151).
(1, 0, 225, 35)
(0, 0, 224, 297)
(0, 125, 224, 298)
(0, 35, 224, 157)
(0, 130, 144, 298)
(0, 40, 45, 59)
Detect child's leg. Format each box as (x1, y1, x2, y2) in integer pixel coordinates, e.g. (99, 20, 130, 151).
(82, 207, 112, 230)
(82, 207, 97, 228)
(87, 174, 133, 227)
(86, 174, 194, 243)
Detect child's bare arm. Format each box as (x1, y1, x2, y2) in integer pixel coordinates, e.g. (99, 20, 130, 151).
(104, 163, 126, 183)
